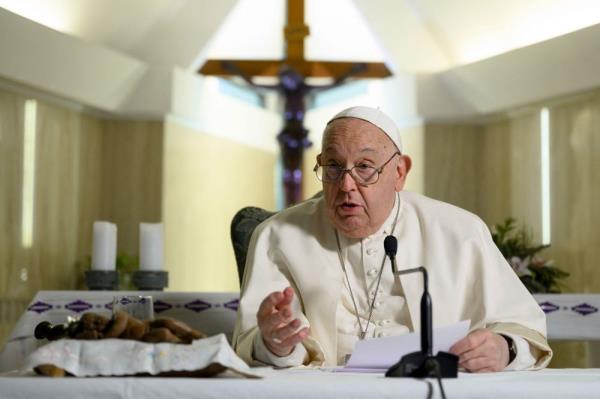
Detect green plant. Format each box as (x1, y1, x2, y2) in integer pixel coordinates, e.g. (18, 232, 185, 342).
(115, 253, 139, 290)
(491, 218, 569, 293)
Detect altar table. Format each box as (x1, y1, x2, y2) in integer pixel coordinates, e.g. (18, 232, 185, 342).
(2, 291, 600, 374)
(1, 367, 600, 399)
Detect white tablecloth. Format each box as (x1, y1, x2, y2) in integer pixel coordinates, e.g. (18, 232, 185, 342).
(533, 294, 600, 341)
(2, 291, 599, 373)
(0, 291, 239, 372)
(1, 368, 599, 399)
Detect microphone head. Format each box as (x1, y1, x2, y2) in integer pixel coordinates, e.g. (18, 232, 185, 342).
(384, 235, 397, 257)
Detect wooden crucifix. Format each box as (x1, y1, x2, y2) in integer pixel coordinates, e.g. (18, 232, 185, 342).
(199, 0, 392, 206)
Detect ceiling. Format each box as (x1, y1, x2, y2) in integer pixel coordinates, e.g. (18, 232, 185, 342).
(1, 0, 600, 123)
(1, 0, 600, 73)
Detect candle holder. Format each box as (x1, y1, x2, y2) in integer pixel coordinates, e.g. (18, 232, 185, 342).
(132, 270, 168, 291)
(85, 270, 119, 290)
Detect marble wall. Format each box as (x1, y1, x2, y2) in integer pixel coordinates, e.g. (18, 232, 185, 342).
(0, 89, 102, 345)
(424, 123, 482, 214)
(423, 90, 600, 367)
(100, 121, 164, 255)
(0, 87, 163, 347)
(425, 113, 543, 238)
(548, 91, 600, 294)
(545, 92, 600, 368)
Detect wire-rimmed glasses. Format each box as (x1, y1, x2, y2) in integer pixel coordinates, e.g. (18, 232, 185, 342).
(313, 152, 400, 186)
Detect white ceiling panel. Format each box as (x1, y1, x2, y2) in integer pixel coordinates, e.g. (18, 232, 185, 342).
(2, 0, 600, 71)
(412, 0, 600, 65)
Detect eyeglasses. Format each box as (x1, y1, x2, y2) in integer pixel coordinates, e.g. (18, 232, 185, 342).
(313, 152, 401, 186)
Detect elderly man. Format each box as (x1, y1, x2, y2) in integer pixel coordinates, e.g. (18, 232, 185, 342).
(233, 106, 552, 372)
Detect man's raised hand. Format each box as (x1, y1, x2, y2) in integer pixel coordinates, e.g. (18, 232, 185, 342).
(257, 287, 309, 357)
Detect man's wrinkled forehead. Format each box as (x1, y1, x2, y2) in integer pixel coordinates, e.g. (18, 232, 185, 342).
(321, 118, 394, 153)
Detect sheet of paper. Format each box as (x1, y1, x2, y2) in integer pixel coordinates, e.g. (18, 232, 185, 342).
(343, 320, 470, 371)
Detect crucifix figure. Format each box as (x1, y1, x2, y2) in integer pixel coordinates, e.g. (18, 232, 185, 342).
(199, 0, 392, 206)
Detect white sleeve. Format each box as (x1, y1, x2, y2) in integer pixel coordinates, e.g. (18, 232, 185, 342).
(502, 333, 536, 371)
(253, 332, 308, 368)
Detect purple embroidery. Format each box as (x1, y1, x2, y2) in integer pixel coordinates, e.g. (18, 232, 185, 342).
(184, 299, 211, 312)
(538, 301, 559, 314)
(153, 300, 173, 313)
(65, 300, 93, 313)
(104, 302, 113, 310)
(223, 299, 239, 311)
(572, 303, 598, 316)
(28, 301, 53, 314)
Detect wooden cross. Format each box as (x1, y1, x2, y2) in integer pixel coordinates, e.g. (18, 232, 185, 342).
(199, 0, 392, 206)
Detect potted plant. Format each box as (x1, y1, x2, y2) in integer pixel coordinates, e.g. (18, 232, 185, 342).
(491, 218, 569, 293)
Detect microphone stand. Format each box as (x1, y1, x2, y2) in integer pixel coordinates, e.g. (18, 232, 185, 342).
(385, 264, 458, 379)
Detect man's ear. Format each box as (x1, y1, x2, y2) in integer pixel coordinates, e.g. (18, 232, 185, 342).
(316, 153, 322, 165)
(395, 155, 412, 191)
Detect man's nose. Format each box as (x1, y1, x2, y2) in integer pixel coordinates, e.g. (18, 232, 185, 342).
(339, 170, 357, 192)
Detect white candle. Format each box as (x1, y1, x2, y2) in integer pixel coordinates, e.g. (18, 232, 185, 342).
(91, 221, 117, 271)
(139, 223, 163, 271)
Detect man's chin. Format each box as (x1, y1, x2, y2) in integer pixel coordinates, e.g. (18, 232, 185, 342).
(334, 217, 369, 239)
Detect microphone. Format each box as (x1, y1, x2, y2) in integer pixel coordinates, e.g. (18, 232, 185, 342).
(394, 266, 432, 358)
(383, 239, 458, 379)
(384, 235, 398, 274)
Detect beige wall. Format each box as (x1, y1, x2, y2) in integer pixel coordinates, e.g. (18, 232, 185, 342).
(401, 124, 425, 195)
(425, 114, 542, 239)
(0, 86, 163, 348)
(163, 120, 276, 292)
(1, 81, 272, 345)
(424, 96, 600, 293)
(302, 146, 321, 200)
(549, 92, 600, 293)
(424, 123, 482, 213)
(545, 92, 600, 368)
(0, 89, 103, 346)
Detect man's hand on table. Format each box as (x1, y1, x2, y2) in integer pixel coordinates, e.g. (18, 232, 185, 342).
(257, 287, 309, 357)
(449, 329, 510, 372)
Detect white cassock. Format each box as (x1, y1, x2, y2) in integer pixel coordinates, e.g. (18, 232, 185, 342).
(233, 191, 552, 369)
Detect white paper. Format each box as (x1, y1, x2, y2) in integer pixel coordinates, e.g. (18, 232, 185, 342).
(140, 223, 163, 271)
(344, 320, 470, 371)
(91, 221, 117, 270)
